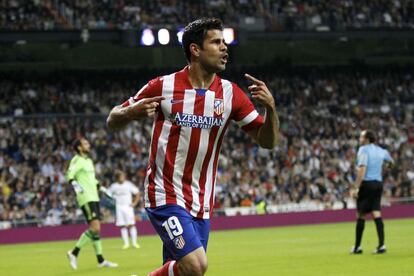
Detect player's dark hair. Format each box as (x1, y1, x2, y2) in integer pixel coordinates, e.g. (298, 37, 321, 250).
(182, 18, 224, 62)
(72, 139, 82, 153)
(364, 129, 376, 143)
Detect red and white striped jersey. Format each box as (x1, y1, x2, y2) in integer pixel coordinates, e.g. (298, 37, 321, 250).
(122, 67, 264, 219)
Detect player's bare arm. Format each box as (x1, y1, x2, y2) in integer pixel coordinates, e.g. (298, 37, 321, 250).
(107, 96, 165, 131)
(245, 73, 280, 149)
(131, 192, 140, 207)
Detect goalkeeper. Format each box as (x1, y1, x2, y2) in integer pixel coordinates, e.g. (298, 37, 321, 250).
(66, 138, 118, 270)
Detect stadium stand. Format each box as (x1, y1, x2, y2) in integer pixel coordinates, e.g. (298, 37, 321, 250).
(1, 0, 413, 31)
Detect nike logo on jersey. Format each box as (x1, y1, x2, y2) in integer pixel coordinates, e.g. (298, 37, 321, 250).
(170, 99, 185, 104)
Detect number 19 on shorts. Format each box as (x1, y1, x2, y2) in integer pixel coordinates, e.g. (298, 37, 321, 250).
(162, 216, 183, 240)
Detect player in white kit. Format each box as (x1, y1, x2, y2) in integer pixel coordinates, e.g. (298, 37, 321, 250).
(109, 171, 141, 249)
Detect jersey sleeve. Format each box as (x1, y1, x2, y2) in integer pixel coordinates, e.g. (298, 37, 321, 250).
(231, 83, 264, 131)
(66, 156, 80, 181)
(121, 77, 163, 107)
(108, 184, 115, 194)
(128, 182, 139, 195)
(357, 147, 368, 167)
(384, 149, 393, 162)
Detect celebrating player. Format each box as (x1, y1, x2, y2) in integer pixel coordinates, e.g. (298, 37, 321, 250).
(66, 138, 118, 269)
(109, 170, 141, 249)
(107, 18, 280, 276)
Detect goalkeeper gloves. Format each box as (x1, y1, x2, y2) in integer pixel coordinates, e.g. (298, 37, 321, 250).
(70, 180, 84, 194)
(99, 186, 113, 199)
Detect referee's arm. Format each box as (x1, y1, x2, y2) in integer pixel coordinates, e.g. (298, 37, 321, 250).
(351, 165, 367, 197)
(354, 165, 367, 189)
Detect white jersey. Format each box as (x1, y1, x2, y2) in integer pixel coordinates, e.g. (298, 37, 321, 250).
(109, 181, 139, 207)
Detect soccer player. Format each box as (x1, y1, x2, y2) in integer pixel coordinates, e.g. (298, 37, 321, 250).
(106, 18, 279, 276)
(350, 130, 394, 254)
(66, 138, 118, 269)
(108, 170, 141, 249)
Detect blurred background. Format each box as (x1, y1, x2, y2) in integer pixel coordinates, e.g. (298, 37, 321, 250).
(1, 0, 414, 230)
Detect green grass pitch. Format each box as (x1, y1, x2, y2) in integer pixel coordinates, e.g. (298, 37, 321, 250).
(1, 218, 413, 276)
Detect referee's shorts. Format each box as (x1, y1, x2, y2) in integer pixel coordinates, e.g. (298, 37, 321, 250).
(357, 180, 383, 213)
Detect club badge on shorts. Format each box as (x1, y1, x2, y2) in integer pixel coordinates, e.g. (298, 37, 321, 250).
(214, 99, 224, 115)
(173, 235, 185, 249)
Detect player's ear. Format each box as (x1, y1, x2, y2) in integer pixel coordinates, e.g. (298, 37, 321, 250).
(190, 43, 200, 58)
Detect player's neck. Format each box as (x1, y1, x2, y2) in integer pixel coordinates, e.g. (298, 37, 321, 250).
(188, 63, 215, 89)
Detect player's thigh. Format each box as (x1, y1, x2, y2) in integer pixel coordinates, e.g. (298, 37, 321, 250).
(146, 205, 205, 261)
(115, 206, 129, 226)
(193, 218, 210, 251)
(81, 201, 101, 223)
(178, 246, 208, 276)
(124, 206, 135, 225)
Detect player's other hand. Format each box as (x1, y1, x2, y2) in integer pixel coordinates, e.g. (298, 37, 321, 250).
(129, 96, 165, 119)
(99, 186, 114, 199)
(71, 181, 84, 194)
(245, 74, 275, 109)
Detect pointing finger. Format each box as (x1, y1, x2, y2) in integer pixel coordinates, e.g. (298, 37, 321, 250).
(244, 73, 264, 85)
(142, 96, 165, 103)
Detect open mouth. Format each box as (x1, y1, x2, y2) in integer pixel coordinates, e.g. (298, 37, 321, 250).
(221, 54, 228, 63)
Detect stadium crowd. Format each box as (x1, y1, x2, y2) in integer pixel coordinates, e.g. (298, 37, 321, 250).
(1, 67, 414, 228)
(1, 0, 413, 31)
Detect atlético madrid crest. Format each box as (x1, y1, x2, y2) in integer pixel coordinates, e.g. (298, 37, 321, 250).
(214, 99, 224, 115)
(174, 235, 185, 249)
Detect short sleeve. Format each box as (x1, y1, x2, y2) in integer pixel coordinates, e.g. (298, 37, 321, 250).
(121, 77, 163, 107)
(231, 83, 264, 131)
(128, 182, 139, 195)
(108, 184, 115, 193)
(384, 149, 393, 162)
(357, 147, 368, 167)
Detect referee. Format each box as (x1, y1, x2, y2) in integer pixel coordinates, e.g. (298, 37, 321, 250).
(350, 130, 394, 254)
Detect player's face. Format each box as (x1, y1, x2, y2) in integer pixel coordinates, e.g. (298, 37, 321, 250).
(198, 29, 228, 73)
(79, 139, 91, 154)
(118, 173, 126, 183)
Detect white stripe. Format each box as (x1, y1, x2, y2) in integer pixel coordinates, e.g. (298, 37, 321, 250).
(202, 79, 233, 219)
(172, 89, 196, 209)
(168, 261, 176, 276)
(189, 90, 215, 214)
(133, 83, 149, 101)
(236, 110, 259, 127)
(153, 73, 175, 206)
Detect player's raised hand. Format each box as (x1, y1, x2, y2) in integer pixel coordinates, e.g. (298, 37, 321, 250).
(245, 74, 275, 109)
(130, 96, 165, 119)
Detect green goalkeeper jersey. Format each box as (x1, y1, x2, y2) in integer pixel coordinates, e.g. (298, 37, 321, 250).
(66, 154, 99, 207)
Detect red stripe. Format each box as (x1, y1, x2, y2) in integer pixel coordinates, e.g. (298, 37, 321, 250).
(162, 74, 183, 205)
(209, 119, 230, 217)
(180, 93, 205, 211)
(143, 78, 163, 208)
(196, 78, 224, 218)
(148, 113, 165, 207)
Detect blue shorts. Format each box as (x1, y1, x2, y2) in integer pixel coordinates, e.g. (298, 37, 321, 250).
(146, 205, 210, 263)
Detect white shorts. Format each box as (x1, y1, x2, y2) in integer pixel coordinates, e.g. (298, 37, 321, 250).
(115, 205, 135, 226)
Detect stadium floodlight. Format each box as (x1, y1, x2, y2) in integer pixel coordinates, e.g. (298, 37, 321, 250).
(223, 28, 235, 45)
(140, 28, 155, 46)
(158, 28, 170, 45)
(176, 28, 184, 44)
